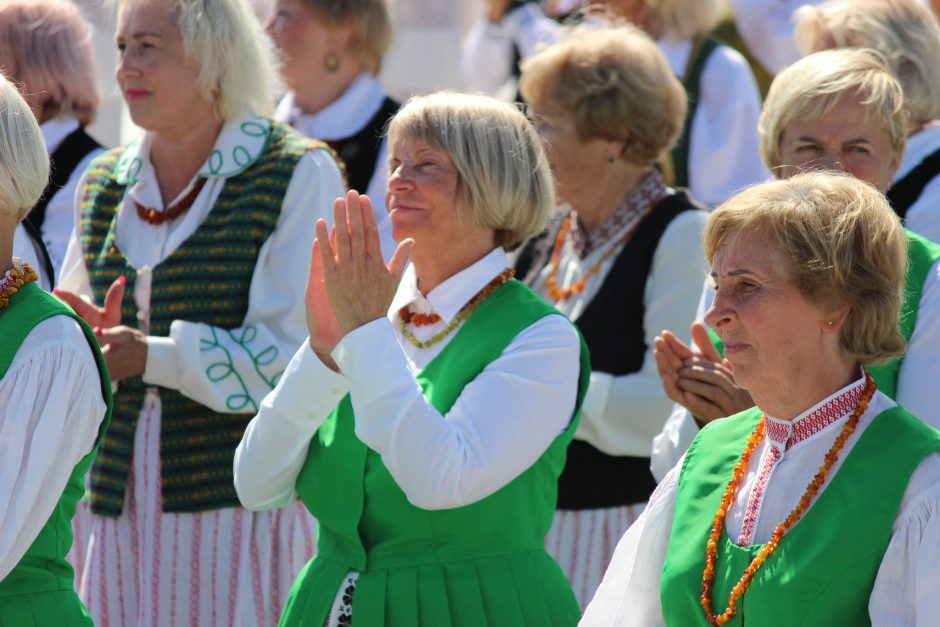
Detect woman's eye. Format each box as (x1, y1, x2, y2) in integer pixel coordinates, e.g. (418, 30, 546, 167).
(794, 144, 818, 153)
(847, 145, 871, 155)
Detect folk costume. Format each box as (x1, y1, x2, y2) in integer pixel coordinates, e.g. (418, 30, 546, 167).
(651, 230, 940, 481)
(889, 123, 940, 243)
(273, 72, 397, 261)
(235, 248, 590, 626)
(584, 376, 940, 625)
(58, 114, 345, 627)
(514, 171, 708, 608)
(0, 266, 111, 626)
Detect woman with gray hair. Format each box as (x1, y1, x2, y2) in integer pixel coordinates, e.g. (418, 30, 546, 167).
(0, 75, 110, 626)
(53, 0, 345, 623)
(235, 92, 590, 625)
(795, 0, 940, 243)
(585, 172, 940, 625)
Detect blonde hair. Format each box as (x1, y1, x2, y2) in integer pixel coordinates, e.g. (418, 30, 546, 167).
(794, 0, 940, 128)
(759, 48, 907, 172)
(704, 172, 908, 366)
(642, 0, 722, 41)
(298, 0, 392, 75)
(119, 0, 279, 121)
(519, 20, 687, 168)
(0, 0, 99, 125)
(0, 75, 49, 221)
(387, 92, 555, 252)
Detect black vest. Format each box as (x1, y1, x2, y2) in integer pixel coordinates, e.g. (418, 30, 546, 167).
(515, 191, 698, 509)
(326, 97, 399, 194)
(887, 146, 940, 221)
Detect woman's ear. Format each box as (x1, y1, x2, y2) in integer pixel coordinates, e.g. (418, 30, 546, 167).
(821, 305, 850, 333)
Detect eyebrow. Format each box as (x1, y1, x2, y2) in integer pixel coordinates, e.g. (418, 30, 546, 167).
(117, 31, 166, 40)
(710, 268, 759, 278)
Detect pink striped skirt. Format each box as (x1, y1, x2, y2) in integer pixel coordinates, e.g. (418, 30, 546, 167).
(545, 504, 646, 610)
(71, 390, 317, 627)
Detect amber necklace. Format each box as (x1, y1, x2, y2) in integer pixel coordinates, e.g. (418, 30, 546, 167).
(700, 372, 876, 625)
(0, 263, 39, 311)
(545, 210, 649, 302)
(398, 268, 514, 349)
(135, 177, 207, 226)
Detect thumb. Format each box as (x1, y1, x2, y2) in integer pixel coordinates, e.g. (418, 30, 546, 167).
(691, 321, 721, 363)
(388, 238, 414, 280)
(102, 276, 126, 327)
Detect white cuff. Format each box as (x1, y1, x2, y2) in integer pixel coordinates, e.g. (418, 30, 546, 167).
(142, 335, 178, 389)
(332, 317, 408, 401)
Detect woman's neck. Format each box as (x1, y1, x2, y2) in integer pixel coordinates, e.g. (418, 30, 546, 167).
(751, 363, 859, 421)
(149, 118, 224, 206)
(291, 63, 364, 117)
(568, 165, 649, 234)
(411, 236, 496, 296)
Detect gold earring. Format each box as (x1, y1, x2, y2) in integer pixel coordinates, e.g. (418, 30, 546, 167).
(325, 52, 340, 73)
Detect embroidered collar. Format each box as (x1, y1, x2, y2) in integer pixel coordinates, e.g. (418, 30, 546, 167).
(390, 247, 507, 324)
(568, 169, 669, 258)
(114, 112, 272, 185)
(762, 373, 867, 452)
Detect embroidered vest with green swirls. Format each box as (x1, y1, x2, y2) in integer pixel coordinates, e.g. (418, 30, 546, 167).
(80, 122, 330, 515)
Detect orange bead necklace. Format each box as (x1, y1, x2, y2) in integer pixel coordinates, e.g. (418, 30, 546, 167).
(545, 210, 649, 302)
(0, 263, 39, 311)
(700, 372, 876, 626)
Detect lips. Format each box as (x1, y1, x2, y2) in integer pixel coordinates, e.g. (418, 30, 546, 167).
(124, 88, 150, 101)
(722, 342, 750, 355)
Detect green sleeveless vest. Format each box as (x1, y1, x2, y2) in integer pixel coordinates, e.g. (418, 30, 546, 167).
(280, 280, 591, 627)
(78, 122, 332, 515)
(660, 402, 940, 626)
(0, 281, 112, 626)
(710, 229, 940, 399)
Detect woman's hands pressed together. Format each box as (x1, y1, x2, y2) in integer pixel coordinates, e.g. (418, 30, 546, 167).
(306, 190, 413, 370)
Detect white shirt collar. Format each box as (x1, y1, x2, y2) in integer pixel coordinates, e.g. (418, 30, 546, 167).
(114, 112, 272, 185)
(656, 38, 692, 77)
(273, 72, 385, 141)
(389, 247, 508, 324)
(41, 116, 80, 153)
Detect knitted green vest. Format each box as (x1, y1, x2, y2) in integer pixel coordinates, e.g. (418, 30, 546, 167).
(0, 281, 112, 626)
(660, 403, 940, 626)
(280, 280, 591, 627)
(79, 121, 330, 515)
(710, 229, 940, 399)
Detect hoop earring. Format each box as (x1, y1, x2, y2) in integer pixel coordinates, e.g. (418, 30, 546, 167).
(325, 52, 340, 73)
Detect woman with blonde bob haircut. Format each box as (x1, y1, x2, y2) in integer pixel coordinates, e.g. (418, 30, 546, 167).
(0, 74, 111, 627)
(795, 0, 940, 242)
(235, 91, 591, 625)
(269, 0, 399, 261)
(54, 0, 346, 623)
(515, 21, 708, 609)
(586, 172, 940, 626)
(0, 0, 105, 283)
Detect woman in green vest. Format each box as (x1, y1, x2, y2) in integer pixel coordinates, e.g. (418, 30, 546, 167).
(651, 48, 940, 480)
(583, 170, 940, 626)
(235, 92, 591, 626)
(0, 76, 111, 625)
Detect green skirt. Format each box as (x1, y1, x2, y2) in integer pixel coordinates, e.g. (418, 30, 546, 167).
(0, 590, 93, 627)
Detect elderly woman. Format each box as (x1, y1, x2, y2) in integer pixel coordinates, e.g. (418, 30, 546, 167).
(465, 0, 767, 207)
(0, 0, 104, 283)
(795, 0, 940, 243)
(0, 76, 110, 625)
(650, 49, 940, 481)
(235, 92, 590, 626)
(512, 22, 708, 608)
(584, 171, 940, 625)
(267, 0, 396, 257)
(53, 0, 345, 624)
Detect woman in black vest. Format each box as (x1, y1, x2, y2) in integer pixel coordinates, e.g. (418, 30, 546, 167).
(0, 0, 104, 284)
(267, 0, 398, 260)
(514, 20, 708, 608)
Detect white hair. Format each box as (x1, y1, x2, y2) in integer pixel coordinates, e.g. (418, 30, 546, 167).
(0, 76, 49, 221)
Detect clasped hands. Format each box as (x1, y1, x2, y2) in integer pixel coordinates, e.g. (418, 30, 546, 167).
(306, 190, 413, 371)
(54, 278, 148, 382)
(653, 321, 754, 427)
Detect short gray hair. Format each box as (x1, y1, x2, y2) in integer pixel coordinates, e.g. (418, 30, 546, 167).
(387, 92, 555, 252)
(0, 75, 49, 221)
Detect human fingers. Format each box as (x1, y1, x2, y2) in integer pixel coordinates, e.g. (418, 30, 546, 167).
(345, 190, 365, 260)
(388, 238, 414, 280)
(660, 330, 695, 360)
(654, 335, 684, 373)
(53, 288, 104, 327)
(358, 194, 383, 260)
(691, 321, 722, 362)
(333, 196, 351, 263)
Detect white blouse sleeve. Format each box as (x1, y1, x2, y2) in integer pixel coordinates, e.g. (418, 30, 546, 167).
(233, 341, 349, 510)
(577, 210, 708, 459)
(650, 403, 700, 482)
(869, 453, 940, 626)
(0, 317, 107, 581)
(895, 258, 940, 429)
(580, 459, 680, 626)
(139, 149, 345, 413)
(728, 0, 811, 74)
(687, 45, 769, 207)
(333, 313, 581, 510)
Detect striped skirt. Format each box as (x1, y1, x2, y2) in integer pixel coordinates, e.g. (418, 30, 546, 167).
(72, 390, 317, 627)
(545, 504, 646, 610)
